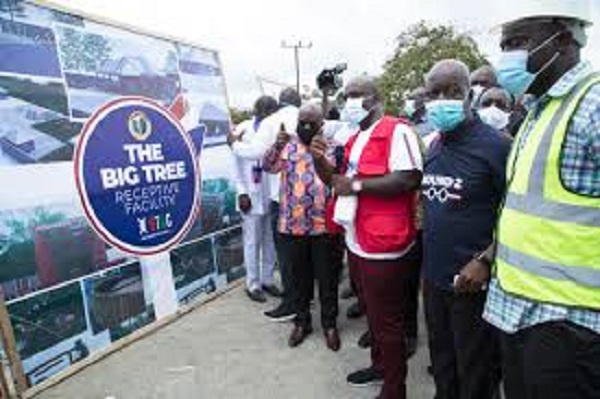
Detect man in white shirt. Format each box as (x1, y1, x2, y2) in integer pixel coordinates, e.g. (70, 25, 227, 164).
(232, 96, 281, 302)
(311, 76, 423, 399)
(227, 88, 301, 321)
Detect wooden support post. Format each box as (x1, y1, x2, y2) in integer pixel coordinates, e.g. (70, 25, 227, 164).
(0, 359, 12, 398)
(0, 292, 27, 397)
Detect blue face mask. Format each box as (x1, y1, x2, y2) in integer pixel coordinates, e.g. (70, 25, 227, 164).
(341, 98, 370, 127)
(425, 99, 466, 133)
(494, 32, 561, 98)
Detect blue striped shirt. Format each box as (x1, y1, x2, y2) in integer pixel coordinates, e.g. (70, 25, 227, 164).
(484, 61, 600, 335)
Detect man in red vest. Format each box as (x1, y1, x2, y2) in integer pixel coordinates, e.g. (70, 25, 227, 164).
(311, 76, 423, 399)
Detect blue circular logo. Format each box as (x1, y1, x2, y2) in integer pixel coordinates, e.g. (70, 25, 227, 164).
(75, 97, 200, 256)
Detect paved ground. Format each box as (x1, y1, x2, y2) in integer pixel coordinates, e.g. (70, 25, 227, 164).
(37, 284, 436, 399)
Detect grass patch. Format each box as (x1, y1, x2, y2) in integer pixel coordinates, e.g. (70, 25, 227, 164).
(39, 144, 75, 163)
(32, 119, 82, 142)
(0, 76, 68, 115)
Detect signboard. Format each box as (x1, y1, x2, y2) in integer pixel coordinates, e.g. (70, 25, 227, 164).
(0, 0, 244, 390)
(74, 97, 200, 255)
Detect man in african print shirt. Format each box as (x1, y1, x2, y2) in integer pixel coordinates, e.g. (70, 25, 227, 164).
(263, 103, 341, 352)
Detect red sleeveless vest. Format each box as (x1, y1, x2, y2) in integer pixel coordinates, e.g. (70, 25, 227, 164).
(343, 116, 417, 254)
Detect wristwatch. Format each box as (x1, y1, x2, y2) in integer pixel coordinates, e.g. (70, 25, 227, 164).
(351, 180, 363, 194)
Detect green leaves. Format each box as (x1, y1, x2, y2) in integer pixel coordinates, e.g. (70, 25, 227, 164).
(380, 21, 488, 115)
(229, 108, 252, 125)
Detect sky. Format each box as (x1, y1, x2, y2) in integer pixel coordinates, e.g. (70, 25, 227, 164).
(50, 0, 600, 109)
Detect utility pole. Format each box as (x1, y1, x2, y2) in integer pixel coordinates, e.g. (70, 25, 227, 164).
(281, 40, 312, 94)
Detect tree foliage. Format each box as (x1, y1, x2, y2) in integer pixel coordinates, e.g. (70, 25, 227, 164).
(229, 108, 252, 125)
(380, 22, 488, 114)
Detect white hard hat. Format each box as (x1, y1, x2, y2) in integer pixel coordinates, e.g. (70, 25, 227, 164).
(494, 0, 593, 27)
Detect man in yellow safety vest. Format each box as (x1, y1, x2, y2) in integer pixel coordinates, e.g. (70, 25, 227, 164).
(473, 1, 600, 398)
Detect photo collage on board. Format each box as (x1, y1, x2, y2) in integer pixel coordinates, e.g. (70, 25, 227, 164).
(0, 0, 243, 387)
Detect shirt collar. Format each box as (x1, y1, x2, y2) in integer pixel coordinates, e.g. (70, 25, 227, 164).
(547, 61, 594, 98)
(278, 103, 297, 111)
(359, 117, 383, 135)
(523, 61, 593, 112)
(441, 115, 478, 143)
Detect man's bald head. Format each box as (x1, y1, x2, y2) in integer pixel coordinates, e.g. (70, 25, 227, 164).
(253, 95, 278, 121)
(470, 66, 498, 89)
(279, 87, 301, 108)
(341, 75, 384, 130)
(479, 87, 513, 112)
(297, 103, 324, 145)
(298, 103, 324, 124)
(344, 76, 381, 101)
(425, 59, 471, 100)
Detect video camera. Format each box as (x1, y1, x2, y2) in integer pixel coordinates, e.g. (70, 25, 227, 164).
(316, 63, 347, 94)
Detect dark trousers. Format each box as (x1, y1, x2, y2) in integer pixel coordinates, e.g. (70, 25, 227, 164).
(270, 201, 295, 311)
(349, 239, 421, 340)
(501, 321, 600, 399)
(280, 234, 338, 329)
(403, 234, 422, 340)
(423, 281, 501, 399)
(349, 252, 418, 399)
(348, 251, 366, 313)
(330, 233, 346, 283)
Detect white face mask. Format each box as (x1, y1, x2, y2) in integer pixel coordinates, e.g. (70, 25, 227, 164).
(341, 97, 369, 126)
(478, 106, 510, 130)
(471, 85, 486, 106)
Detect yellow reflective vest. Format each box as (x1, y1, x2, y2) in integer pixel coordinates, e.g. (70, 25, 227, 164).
(496, 72, 600, 309)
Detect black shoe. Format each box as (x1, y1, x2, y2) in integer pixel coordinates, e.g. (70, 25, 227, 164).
(340, 285, 355, 300)
(262, 284, 283, 298)
(357, 330, 371, 349)
(346, 301, 363, 319)
(246, 288, 267, 303)
(346, 367, 384, 387)
(264, 304, 296, 322)
(406, 336, 418, 359)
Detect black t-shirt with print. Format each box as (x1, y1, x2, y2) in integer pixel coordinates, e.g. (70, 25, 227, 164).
(422, 118, 512, 290)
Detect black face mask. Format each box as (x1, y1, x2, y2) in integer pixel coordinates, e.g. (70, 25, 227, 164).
(297, 121, 320, 145)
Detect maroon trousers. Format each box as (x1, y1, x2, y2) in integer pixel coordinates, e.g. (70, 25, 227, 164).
(348, 251, 417, 399)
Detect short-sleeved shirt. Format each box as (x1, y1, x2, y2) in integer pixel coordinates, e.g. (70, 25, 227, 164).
(264, 137, 334, 236)
(344, 119, 423, 260)
(422, 118, 511, 290)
